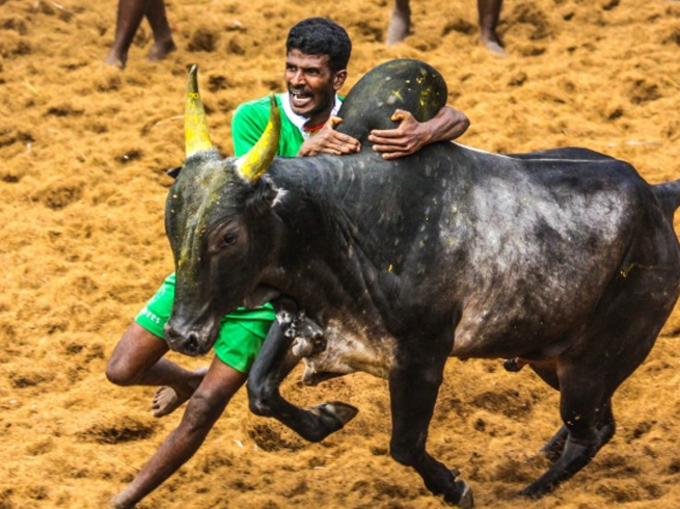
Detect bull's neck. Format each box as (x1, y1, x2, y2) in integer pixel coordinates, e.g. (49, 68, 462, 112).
(263, 154, 399, 318)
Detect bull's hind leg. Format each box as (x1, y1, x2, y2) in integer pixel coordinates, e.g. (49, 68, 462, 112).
(519, 268, 675, 498)
(537, 399, 615, 465)
(518, 363, 614, 499)
(541, 426, 568, 463)
(526, 362, 569, 461)
(520, 244, 679, 496)
(528, 363, 615, 463)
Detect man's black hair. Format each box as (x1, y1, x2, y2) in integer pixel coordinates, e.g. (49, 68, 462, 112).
(286, 17, 352, 73)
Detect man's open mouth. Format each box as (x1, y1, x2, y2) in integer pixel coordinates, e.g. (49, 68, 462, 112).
(290, 90, 313, 108)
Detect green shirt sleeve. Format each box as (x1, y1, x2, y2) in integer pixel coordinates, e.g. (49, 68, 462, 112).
(232, 98, 270, 157)
(231, 94, 307, 158)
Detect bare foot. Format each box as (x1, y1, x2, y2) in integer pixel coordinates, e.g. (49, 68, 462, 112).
(103, 50, 126, 69)
(150, 366, 208, 418)
(147, 38, 177, 61)
(480, 36, 507, 56)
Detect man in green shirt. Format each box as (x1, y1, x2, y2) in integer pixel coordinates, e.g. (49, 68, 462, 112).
(232, 20, 469, 160)
(107, 17, 469, 509)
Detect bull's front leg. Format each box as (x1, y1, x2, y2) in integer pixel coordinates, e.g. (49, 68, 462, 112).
(247, 302, 357, 442)
(388, 347, 474, 508)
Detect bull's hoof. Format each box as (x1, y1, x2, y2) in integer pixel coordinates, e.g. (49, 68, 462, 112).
(444, 479, 474, 508)
(309, 401, 359, 429)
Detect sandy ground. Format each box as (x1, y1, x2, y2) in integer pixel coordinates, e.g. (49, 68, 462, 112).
(1, 0, 680, 508)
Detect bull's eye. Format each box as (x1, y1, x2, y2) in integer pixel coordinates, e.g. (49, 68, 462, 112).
(223, 233, 238, 246)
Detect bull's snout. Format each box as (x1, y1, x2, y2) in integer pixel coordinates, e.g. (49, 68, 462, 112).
(164, 323, 211, 357)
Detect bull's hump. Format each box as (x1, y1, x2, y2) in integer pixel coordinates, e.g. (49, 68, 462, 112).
(336, 59, 447, 143)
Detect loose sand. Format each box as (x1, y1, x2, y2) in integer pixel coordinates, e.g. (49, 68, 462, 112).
(1, 0, 680, 508)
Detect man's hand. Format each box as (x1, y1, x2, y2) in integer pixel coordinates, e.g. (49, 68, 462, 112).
(297, 117, 361, 157)
(368, 106, 470, 160)
(368, 109, 430, 160)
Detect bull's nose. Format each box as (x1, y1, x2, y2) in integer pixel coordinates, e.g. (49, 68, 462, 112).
(164, 325, 202, 357)
(184, 333, 199, 355)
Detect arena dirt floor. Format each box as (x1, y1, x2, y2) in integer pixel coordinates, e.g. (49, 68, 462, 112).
(2, 0, 680, 508)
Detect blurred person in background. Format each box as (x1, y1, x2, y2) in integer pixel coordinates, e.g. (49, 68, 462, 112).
(104, 0, 176, 69)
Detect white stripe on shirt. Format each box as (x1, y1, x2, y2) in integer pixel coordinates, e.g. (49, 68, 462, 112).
(280, 93, 343, 140)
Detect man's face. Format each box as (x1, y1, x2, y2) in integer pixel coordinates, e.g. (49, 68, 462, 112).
(284, 49, 347, 127)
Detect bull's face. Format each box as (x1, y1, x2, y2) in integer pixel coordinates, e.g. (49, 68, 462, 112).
(163, 66, 281, 356)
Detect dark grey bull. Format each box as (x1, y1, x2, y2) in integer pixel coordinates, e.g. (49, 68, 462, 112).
(164, 60, 680, 507)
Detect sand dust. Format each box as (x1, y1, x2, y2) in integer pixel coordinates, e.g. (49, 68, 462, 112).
(1, 0, 680, 508)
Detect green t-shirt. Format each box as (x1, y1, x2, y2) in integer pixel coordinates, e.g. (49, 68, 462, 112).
(232, 94, 305, 157)
(232, 93, 344, 157)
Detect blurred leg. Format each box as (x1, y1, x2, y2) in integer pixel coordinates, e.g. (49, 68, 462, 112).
(104, 0, 152, 68)
(477, 0, 506, 54)
(386, 0, 411, 45)
(108, 357, 246, 509)
(145, 0, 177, 61)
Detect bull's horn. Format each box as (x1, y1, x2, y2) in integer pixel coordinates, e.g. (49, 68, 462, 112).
(185, 65, 214, 157)
(236, 94, 281, 183)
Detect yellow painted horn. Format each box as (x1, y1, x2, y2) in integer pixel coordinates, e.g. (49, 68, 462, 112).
(185, 65, 214, 156)
(236, 94, 281, 183)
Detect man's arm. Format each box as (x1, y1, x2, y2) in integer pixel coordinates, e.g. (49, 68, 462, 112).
(367, 106, 470, 160)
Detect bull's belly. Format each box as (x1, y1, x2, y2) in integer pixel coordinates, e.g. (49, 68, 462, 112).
(301, 319, 396, 383)
(448, 255, 622, 359)
(451, 305, 578, 360)
(451, 328, 569, 360)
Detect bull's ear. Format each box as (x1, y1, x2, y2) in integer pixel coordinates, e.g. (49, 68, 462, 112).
(167, 166, 182, 179)
(185, 65, 215, 157)
(235, 94, 281, 184)
(246, 175, 281, 216)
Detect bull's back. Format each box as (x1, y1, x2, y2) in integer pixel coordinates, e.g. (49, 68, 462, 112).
(272, 145, 676, 358)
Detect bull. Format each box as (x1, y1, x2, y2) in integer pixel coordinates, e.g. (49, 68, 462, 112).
(163, 59, 680, 507)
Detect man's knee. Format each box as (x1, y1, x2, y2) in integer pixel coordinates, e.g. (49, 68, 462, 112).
(180, 363, 243, 432)
(106, 335, 143, 386)
(105, 354, 141, 386)
(106, 322, 167, 386)
(181, 390, 225, 434)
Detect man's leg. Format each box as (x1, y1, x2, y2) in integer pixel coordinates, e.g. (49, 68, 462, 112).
(477, 0, 505, 54)
(106, 322, 207, 417)
(108, 356, 246, 509)
(104, 0, 152, 68)
(144, 0, 177, 61)
(386, 0, 411, 45)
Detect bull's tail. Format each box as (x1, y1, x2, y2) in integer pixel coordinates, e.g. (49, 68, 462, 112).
(653, 178, 680, 217)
